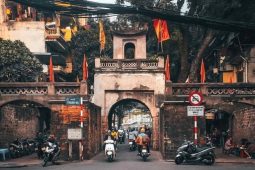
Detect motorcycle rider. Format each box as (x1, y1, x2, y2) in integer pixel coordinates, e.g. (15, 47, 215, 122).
(128, 128, 137, 148)
(111, 128, 118, 141)
(135, 128, 150, 155)
(47, 134, 59, 153)
(104, 130, 116, 150)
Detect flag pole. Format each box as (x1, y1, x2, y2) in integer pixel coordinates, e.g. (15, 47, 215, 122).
(160, 20, 163, 53)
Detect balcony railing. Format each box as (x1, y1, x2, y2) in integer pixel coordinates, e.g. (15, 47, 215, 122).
(45, 27, 62, 39)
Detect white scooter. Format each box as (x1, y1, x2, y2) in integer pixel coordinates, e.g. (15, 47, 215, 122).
(104, 138, 116, 162)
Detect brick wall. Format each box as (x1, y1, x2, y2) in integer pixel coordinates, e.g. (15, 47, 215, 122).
(0, 104, 39, 147)
(232, 108, 255, 144)
(160, 103, 206, 159)
(50, 103, 101, 160)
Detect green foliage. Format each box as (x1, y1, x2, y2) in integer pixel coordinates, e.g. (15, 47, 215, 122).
(0, 39, 43, 82)
(71, 18, 113, 86)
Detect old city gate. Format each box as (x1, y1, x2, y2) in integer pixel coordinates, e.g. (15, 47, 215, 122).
(93, 28, 165, 150)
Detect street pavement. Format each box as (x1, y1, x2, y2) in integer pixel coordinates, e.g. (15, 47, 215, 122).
(0, 142, 254, 169)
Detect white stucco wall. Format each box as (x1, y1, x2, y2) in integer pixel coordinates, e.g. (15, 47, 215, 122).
(113, 34, 146, 59)
(0, 21, 46, 53)
(93, 72, 165, 117)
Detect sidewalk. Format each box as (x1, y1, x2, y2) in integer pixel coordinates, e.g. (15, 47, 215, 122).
(0, 154, 70, 168)
(166, 148, 255, 164)
(1, 149, 255, 168)
(214, 148, 255, 164)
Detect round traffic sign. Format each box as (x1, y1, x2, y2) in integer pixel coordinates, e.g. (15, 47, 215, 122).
(188, 91, 203, 106)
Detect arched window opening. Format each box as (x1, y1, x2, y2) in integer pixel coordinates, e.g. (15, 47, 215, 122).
(124, 43, 135, 59)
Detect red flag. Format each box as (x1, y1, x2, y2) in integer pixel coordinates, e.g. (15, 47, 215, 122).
(200, 59, 206, 83)
(165, 55, 170, 81)
(49, 56, 54, 82)
(83, 54, 88, 80)
(153, 19, 170, 42)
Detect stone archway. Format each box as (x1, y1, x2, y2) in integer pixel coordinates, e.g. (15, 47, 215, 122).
(107, 98, 152, 130)
(102, 91, 160, 149)
(0, 100, 51, 147)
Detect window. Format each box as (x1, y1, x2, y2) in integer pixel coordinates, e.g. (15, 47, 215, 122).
(124, 43, 135, 59)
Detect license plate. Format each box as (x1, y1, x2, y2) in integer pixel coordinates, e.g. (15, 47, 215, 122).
(129, 142, 133, 145)
(142, 149, 147, 153)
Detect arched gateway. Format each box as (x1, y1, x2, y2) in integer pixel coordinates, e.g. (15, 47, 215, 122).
(93, 27, 165, 149)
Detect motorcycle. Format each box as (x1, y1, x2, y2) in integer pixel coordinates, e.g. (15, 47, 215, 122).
(104, 138, 116, 162)
(42, 141, 60, 167)
(128, 139, 136, 151)
(118, 131, 125, 144)
(35, 139, 47, 159)
(175, 141, 215, 165)
(139, 145, 150, 161)
(9, 138, 24, 158)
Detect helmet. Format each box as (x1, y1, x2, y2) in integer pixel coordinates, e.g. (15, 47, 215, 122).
(48, 134, 55, 141)
(140, 128, 145, 133)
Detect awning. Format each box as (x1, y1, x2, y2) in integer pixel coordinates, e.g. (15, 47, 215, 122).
(33, 52, 67, 66)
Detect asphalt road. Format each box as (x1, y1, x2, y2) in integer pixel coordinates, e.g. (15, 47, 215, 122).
(5, 142, 255, 170)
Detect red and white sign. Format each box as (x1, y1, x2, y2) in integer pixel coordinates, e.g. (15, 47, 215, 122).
(188, 91, 203, 106)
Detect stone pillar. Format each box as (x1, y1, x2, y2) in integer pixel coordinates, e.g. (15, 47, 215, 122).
(48, 83, 55, 95)
(152, 115, 159, 150)
(80, 80, 88, 95)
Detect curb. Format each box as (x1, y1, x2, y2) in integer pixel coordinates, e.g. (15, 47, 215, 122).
(0, 160, 73, 168)
(165, 159, 255, 164)
(0, 163, 28, 168)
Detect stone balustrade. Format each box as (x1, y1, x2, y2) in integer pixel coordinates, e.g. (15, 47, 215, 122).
(95, 58, 164, 71)
(1, 81, 255, 97)
(166, 81, 255, 96)
(0, 81, 87, 95)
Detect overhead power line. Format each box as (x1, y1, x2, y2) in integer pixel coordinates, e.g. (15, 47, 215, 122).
(9, 0, 255, 32)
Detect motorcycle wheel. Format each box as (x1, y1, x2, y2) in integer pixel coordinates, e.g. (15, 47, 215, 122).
(204, 155, 215, 165)
(107, 155, 113, 162)
(42, 156, 48, 167)
(175, 156, 184, 165)
(142, 156, 147, 162)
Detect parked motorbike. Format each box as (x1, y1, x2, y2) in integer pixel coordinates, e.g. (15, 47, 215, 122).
(9, 138, 24, 158)
(21, 138, 31, 155)
(42, 141, 60, 167)
(104, 138, 116, 162)
(138, 145, 150, 161)
(118, 131, 125, 144)
(128, 139, 136, 151)
(36, 139, 47, 159)
(175, 141, 215, 165)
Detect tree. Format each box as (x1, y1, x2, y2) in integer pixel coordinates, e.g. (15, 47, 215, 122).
(0, 39, 43, 82)
(71, 18, 113, 87)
